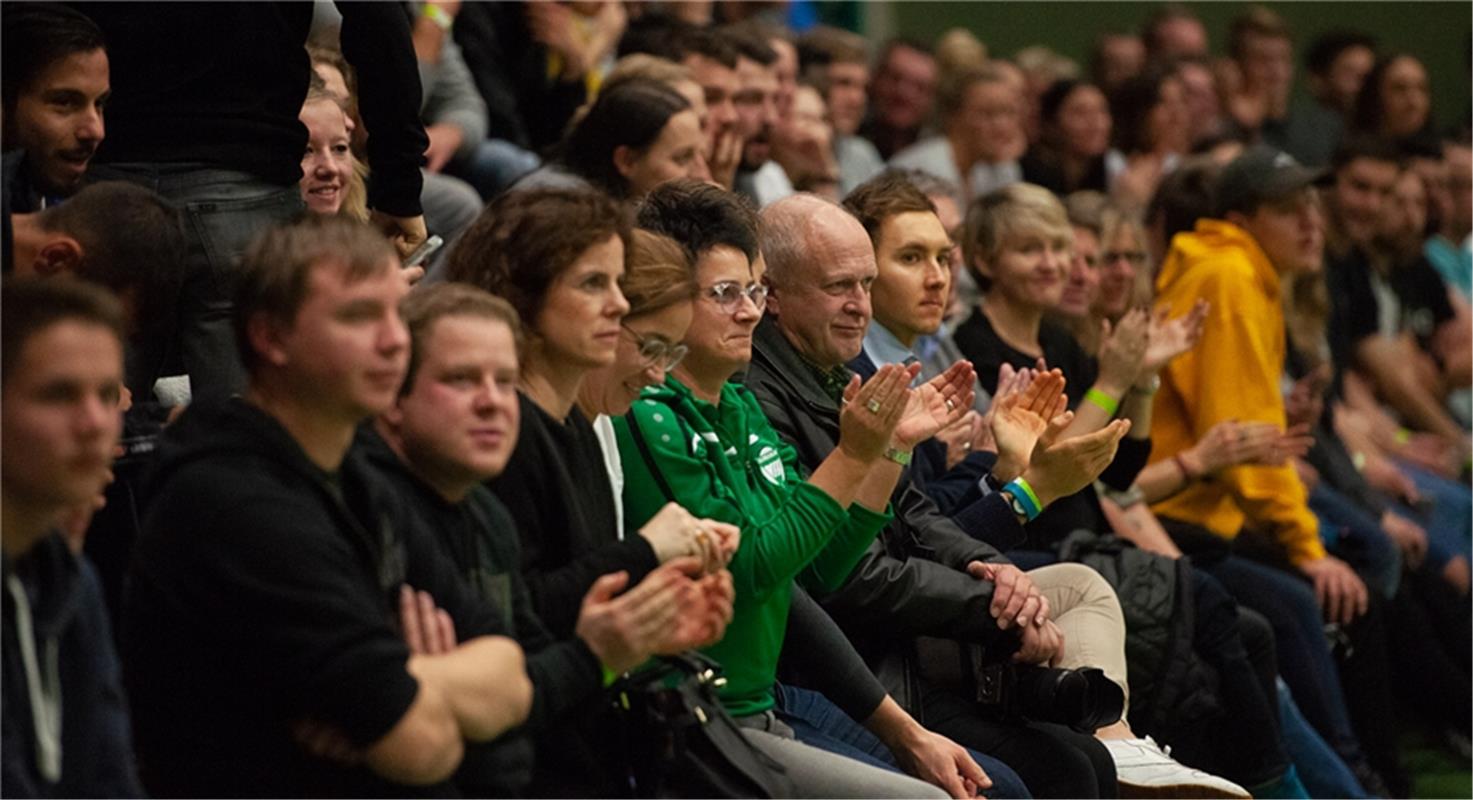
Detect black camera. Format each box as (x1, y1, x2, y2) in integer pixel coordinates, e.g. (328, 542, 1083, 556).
(975, 662, 1124, 733)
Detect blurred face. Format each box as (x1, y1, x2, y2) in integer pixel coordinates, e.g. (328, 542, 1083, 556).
(1154, 17, 1208, 59)
(770, 38, 798, 115)
(826, 62, 870, 137)
(873, 45, 936, 131)
(1446, 144, 1473, 237)
(1331, 156, 1400, 247)
(955, 80, 1022, 164)
(1147, 77, 1191, 155)
(264, 259, 410, 420)
(2, 319, 122, 534)
(1239, 33, 1294, 107)
(532, 235, 630, 370)
(734, 57, 780, 169)
(394, 316, 520, 498)
(773, 86, 834, 187)
(1058, 226, 1101, 319)
(979, 227, 1072, 313)
(770, 215, 877, 367)
(872, 211, 953, 346)
(681, 245, 762, 378)
(299, 99, 353, 215)
(674, 79, 707, 127)
(1384, 169, 1429, 248)
(1323, 45, 1374, 112)
(1176, 61, 1222, 142)
(1054, 85, 1111, 159)
(1097, 35, 1145, 89)
(684, 54, 740, 139)
(1379, 57, 1430, 139)
(1097, 225, 1148, 317)
(1236, 189, 1324, 275)
(5, 48, 110, 197)
(580, 301, 694, 416)
(619, 109, 705, 196)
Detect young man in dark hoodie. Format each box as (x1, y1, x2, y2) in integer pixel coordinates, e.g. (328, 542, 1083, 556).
(363, 281, 735, 795)
(123, 215, 532, 796)
(2, 277, 141, 797)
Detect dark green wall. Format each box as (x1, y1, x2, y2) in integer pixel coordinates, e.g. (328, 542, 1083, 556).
(886, 1, 1471, 134)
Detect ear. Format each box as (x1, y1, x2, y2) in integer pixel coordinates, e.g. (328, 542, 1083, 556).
(33, 236, 84, 276)
(246, 312, 291, 369)
(1224, 210, 1250, 229)
(971, 252, 994, 282)
(762, 278, 781, 317)
(612, 145, 640, 180)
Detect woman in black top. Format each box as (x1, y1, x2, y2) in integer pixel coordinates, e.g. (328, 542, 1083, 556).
(445, 187, 732, 635)
(1021, 80, 1112, 197)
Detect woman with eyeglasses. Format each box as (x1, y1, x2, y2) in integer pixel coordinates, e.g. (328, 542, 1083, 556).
(578, 229, 698, 539)
(444, 187, 739, 651)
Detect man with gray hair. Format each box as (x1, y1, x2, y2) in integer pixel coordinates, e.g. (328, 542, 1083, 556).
(742, 192, 1212, 799)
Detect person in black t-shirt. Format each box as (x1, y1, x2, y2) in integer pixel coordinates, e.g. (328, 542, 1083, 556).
(124, 216, 531, 797)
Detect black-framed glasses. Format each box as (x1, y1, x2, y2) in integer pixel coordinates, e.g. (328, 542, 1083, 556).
(623, 324, 688, 371)
(704, 280, 768, 312)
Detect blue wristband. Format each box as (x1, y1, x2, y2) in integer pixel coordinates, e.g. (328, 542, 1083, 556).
(1003, 478, 1043, 521)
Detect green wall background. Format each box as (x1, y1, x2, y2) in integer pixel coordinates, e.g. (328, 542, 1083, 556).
(884, 2, 1471, 134)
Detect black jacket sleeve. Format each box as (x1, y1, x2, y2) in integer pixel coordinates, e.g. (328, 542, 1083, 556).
(1098, 435, 1152, 491)
(336, 2, 427, 216)
(780, 583, 887, 722)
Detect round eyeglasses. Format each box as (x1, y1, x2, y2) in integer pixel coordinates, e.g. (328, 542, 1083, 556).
(623, 324, 688, 371)
(704, 280, 768, 312)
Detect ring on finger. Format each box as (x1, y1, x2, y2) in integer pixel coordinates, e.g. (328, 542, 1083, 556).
(866, 399, 882, 414)
(945, 399, 956, 411)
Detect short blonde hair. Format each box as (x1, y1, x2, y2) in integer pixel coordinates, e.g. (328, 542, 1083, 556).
(962, 183, 1072, 290)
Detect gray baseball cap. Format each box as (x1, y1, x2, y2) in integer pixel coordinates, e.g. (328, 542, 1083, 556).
(1213, 146, 1328, 218)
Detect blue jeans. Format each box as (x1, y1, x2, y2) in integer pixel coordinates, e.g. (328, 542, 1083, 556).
(1310, 484, 1402, 598)
(775, 684, 1032, 799)
(448, 138, 540, 199)
(90, 163, 304, 404)
(1398, 461, 1473, 571)
(1277, 679, 1368, 798)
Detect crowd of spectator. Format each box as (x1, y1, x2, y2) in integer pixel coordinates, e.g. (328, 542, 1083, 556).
(2, 1, 1469, 798)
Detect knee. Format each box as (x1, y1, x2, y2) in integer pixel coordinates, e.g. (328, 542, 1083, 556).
(1031, 563, 1121, 615)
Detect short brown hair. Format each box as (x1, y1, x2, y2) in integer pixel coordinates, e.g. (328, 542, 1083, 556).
(3, 276, 124, 385)
(399, 282, 522, 393)
(798, 25, 868, 86)
(936, 63, 1010, 122)
(842, 170, 938, 246)
(446, 188, 632, 328)
(962, 183, 1072, 291)
(624, 229, 697, 319)
(1229, 5, 1291, 61)
(233, 215, 397, 374)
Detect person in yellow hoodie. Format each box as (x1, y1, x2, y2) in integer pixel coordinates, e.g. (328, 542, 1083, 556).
(1151, 146, 1370, 623)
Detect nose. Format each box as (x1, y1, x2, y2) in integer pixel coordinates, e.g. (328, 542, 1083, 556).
(78, 105, 104, 143)
(609, 283, 631, 318)
(925, 258, 948, 289)
(74, 390, 113, 439)
(380, 313, 409, 355)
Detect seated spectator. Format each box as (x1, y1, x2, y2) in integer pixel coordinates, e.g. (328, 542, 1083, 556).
(1350, 53, 1435, 152)
(298, 85, 368, 222)
(1170, 57, 1229, 151)
(1280, 30, 1377, 166)
(770, 83, 840, 199)
(798, 25, 886, 194)
(1013, 46, 1081, 146)
(1106, 68, 1190, 210)
(1219, 6, 1295, 143)
(861, 37, 939, 162)
(513, 78, 705, 199)
(1021, 80, 1112, 196)
(892, 64, 1026, 209)
(366, 281, 732, 795)
(122, 215, 532, 796)
(0, 3, 108, 211)
(1087, 31, 1144, 95)
(724, 24, 794, 207)
(1427, 132, 1473, 300)
(1141, 4, 1209, 65)
(620, 180, 989, 798)
(2, 277, 142, 798)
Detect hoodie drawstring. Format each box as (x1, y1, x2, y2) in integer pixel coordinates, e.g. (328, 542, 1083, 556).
(7, 573, 62, 783)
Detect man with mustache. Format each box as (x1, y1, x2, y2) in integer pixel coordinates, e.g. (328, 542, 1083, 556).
(1, 3, 109, 211)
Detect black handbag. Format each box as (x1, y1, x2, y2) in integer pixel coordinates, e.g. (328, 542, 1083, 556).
(611, 652, 794, 799)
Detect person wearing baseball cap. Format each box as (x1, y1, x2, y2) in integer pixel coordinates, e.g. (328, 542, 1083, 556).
(1148, 145, 1371, 633)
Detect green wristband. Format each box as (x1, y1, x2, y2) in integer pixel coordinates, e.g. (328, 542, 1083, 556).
(1084, 388, 1120, 416)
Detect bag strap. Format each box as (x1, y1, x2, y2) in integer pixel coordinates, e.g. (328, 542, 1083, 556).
(625, 409, 678, 504)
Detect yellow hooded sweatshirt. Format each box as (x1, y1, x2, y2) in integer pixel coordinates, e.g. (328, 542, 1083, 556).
(1148, 219, 1326, 565)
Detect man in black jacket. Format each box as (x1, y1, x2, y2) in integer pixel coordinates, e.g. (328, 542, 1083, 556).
(747, 191, 1254, 799)
(73, 1, 430, 404)
(124, 216, 529, 796)
(365, 281, 732, 796)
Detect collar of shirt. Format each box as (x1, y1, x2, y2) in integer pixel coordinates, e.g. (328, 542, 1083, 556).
(863, 321, 922, 385)
(795, 350, 854, 406)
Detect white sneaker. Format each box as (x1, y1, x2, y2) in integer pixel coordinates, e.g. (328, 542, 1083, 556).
(1102, 736, 1251, 799)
